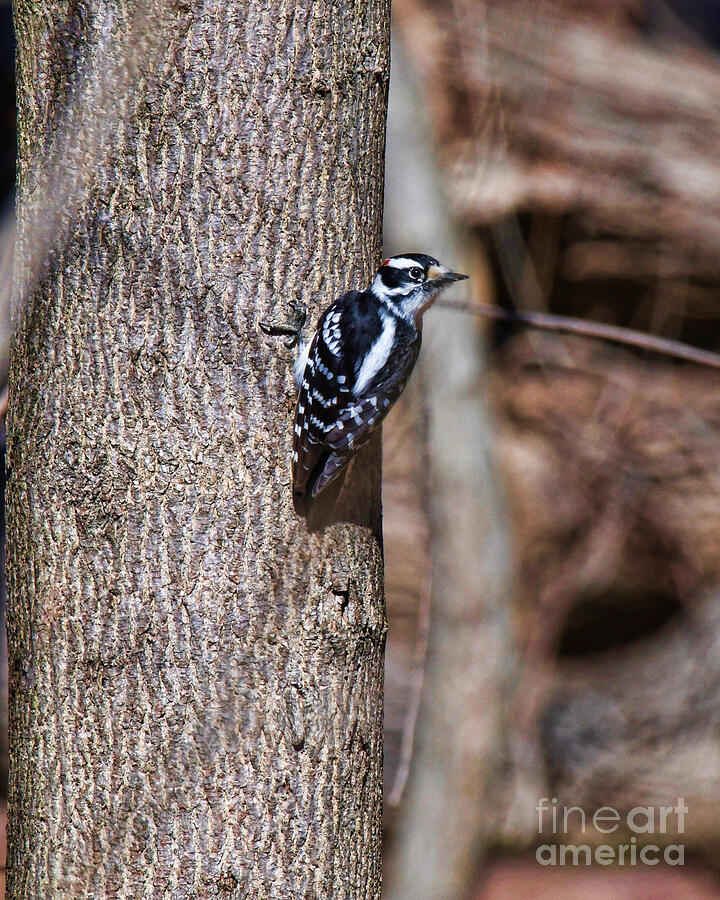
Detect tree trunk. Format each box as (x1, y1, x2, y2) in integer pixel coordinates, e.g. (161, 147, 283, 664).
(8, 1, 389, 897)
(383, 40, 514, 900)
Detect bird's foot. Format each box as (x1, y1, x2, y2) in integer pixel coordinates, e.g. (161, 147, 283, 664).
(260, 300, 307, 348)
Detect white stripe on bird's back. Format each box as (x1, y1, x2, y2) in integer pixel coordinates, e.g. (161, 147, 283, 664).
(353, 307, 396, 396)
(294, 340, 311, 390)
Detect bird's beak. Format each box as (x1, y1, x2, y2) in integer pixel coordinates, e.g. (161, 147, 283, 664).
(427, 265, 469, 286)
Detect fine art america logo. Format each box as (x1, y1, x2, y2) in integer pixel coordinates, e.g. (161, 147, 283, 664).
(536, 797, 687, 866)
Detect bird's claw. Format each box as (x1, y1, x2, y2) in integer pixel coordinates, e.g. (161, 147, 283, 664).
(260, 300, 307, 348)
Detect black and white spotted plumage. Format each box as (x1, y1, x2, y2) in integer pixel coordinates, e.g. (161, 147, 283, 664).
(293, 253, 467, 499)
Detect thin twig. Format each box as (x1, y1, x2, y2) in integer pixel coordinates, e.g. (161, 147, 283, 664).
(436, 297, 720, 369)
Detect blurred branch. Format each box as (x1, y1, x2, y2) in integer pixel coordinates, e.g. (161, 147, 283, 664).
(384, 37, 514, 900)
(437, 297, 720, 368)
(386, 569, 432, 809)
(8, 2, 173, 358)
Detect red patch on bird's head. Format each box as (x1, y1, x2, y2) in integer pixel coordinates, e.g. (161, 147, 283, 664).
(381, 258, 390, 267)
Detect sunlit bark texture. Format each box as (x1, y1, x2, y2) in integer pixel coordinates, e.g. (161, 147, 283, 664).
(8, 1, 389, 897)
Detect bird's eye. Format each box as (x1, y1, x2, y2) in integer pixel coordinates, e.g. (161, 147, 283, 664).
(408, 267, 424, 281)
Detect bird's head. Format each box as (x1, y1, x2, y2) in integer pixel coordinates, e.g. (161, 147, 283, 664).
(371, 253, 468, 323)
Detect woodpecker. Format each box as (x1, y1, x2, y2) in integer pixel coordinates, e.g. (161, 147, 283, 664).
(288, 253, 468, 501)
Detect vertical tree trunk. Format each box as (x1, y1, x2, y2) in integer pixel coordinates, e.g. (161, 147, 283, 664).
(384, 40, 514, 900)
(8, 1, 389, 897)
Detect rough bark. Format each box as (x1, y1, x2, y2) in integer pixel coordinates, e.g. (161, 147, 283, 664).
(8, 1, 389, 897)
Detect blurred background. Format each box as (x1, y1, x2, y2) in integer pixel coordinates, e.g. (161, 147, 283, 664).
(382, 1, 720, 897)
(6, 0, 720, 898)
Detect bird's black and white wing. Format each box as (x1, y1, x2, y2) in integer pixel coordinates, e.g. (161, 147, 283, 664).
(292, 291, 362, 498)
(292, 291, 419, 499)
